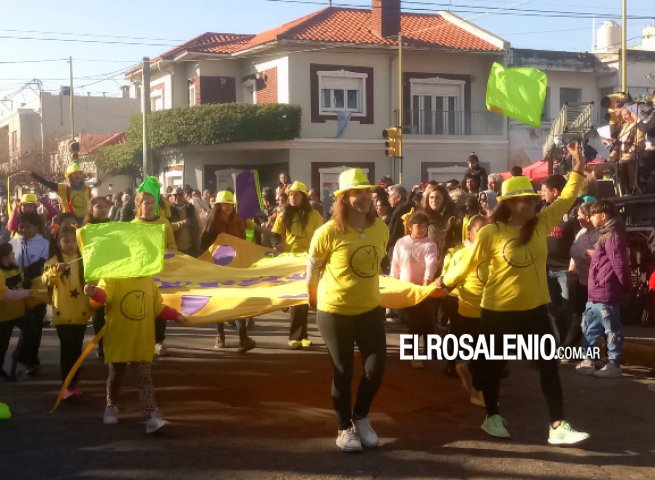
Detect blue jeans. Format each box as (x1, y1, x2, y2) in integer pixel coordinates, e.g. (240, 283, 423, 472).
(582, 301, 624, 363)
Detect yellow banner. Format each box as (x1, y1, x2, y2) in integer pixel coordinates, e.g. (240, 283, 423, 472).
(157, 234, 444, 323)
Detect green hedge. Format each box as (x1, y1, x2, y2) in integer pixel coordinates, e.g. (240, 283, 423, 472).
(91, 103, 301, 178)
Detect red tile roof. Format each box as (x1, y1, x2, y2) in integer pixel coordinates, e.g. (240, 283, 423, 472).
(157, 33, 255, 60)
(236, 7, 502, 53)
(81, 132, 127, 156)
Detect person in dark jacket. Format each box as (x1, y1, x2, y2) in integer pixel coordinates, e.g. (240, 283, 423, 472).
(463, 153, 488, 191)
(576, 200, 631, 378)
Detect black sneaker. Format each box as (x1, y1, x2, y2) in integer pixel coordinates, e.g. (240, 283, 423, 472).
(237, 337, 256, 353)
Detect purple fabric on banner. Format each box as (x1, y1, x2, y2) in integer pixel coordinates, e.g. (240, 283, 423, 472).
(213, 245, 236, 266)
(233, 170, 261, 219)
(180, 295, 211, 316)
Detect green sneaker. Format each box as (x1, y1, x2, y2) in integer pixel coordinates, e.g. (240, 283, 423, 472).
(288, 340, 302, 350)
(548, 420, 589, 445)
(481, 414, 510, 438)
(301, 338, 312, 348)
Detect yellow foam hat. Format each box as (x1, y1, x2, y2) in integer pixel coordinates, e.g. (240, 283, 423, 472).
(65, 162, 84, 178)
(334, 168, 374, 196)
(20, 193, 37, 204)
(213, 190, 236, 205)
(286, 181, 308, 195)
(497, 176, 540, 202)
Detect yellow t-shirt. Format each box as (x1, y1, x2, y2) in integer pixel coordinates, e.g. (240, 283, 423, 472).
(441, 245, 463, 297)
(444, 171, 584, 312)
(448, 244, 489, 318)
(309, 218, 389, 315)
(132, 216, 178, 251)
(272, 209, 324, 253)
(98, 276, 165, 364)
(57, 183, 91, 219)
(0, 268, 25, 323)
(42, 254, 91, 326)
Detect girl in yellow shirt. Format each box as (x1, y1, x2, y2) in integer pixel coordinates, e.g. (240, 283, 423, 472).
(308, 168, 388, 453)
(42, 225, 91, 399)
(272, 181, 324, 349)
(439, 143, 590, 446)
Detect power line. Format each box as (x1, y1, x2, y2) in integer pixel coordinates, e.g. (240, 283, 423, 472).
(0, 28, 185, 43)
(0, 34, 177, 47)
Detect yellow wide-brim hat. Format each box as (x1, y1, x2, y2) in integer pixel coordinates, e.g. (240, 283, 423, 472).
(334, 168, 374, 196)
(497, 176, 540, 202)
(213, 190, 236, 205)
(286, 181, 308, 195)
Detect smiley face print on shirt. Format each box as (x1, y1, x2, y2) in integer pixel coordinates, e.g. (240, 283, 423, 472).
(349, 245, 380, 278)
(501, 238, 535, 268)
(119, 290, 147, 321)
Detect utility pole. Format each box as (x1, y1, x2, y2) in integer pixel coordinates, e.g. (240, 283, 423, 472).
(142, 57, 151, 177)
(397, 33, 404, 185)
(69, 56, 75, 141)
(621, 0, 627, 92)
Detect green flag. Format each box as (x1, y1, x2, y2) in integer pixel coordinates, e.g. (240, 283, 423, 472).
(137, 176, 161, 214)
(77, 223, 165, 281)
(486, 62, 547, 128)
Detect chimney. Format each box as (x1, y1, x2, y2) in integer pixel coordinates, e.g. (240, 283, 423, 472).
(371, 0, 401, 38)
(121, 86, 131, 99)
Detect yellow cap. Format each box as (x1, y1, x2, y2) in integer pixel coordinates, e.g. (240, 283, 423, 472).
(334, 168, 374, 196)
(65, 162, 84, 178)
(20, 193, 37, 204)
(497, 176, 540, 202)
(0, 402, 11, 420)
(213, 190, 236, 205)
(286, 181, 308, 195)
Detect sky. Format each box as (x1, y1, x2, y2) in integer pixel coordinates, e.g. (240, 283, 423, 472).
(1, 0, 653, 110)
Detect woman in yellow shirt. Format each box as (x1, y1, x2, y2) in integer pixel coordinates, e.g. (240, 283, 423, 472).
(439, 143, 590, 446)
(132, 191, 177, 356)
(307, 168, 388, 453)
(272, 181, 324, 349)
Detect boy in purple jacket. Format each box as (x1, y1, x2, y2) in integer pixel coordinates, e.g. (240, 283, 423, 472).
(575, 200, 631, 378)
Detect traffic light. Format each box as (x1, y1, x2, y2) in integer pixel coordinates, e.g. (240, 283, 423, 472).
(383, 127, 402, 157)
(68, 140, 80, 161)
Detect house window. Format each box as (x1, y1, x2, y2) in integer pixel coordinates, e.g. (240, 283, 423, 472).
(560, 87, 581, 107)
(10, 130, 17, 155)
(409, 78, 465, 135)
(214, 168, 237, 192)
(242, 79, 256, 104)
(318, 71, 367, 116)
(542, 87, 551, 120)
(188, 83, 196, 107)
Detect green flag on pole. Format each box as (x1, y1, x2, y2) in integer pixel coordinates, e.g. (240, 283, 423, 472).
(76, 223, 165, 281)
(486, 62, 547, 128)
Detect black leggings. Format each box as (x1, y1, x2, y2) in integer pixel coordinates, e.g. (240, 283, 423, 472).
(478, 306, 564, 423)
(55, 324, 86, 386)
(317, 307, 386, 430)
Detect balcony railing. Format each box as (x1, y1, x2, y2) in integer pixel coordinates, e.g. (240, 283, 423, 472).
(397, 110, 505, 136)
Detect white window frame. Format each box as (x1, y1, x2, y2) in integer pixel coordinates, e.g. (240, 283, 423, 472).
(150, 91, 164, 111)
(188, 82, 197, 107)
(317, 70, 367, 117)
(409, 77, 465, 134)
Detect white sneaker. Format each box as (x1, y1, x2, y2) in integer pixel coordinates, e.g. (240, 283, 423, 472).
(103, 405, 119, 425)
(154, 343, 168, 357)
(410, 360, 424, 369)
(593, 362, 622, 378)
(548, 420, 590, 445)
(335, 426, 363, 452)
(353, 417, 379, 448)
(146, 410, 169, 434)
(575, 359, 595, 375)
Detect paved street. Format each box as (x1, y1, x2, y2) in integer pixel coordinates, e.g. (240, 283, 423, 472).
(1, 313, 654, 480)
